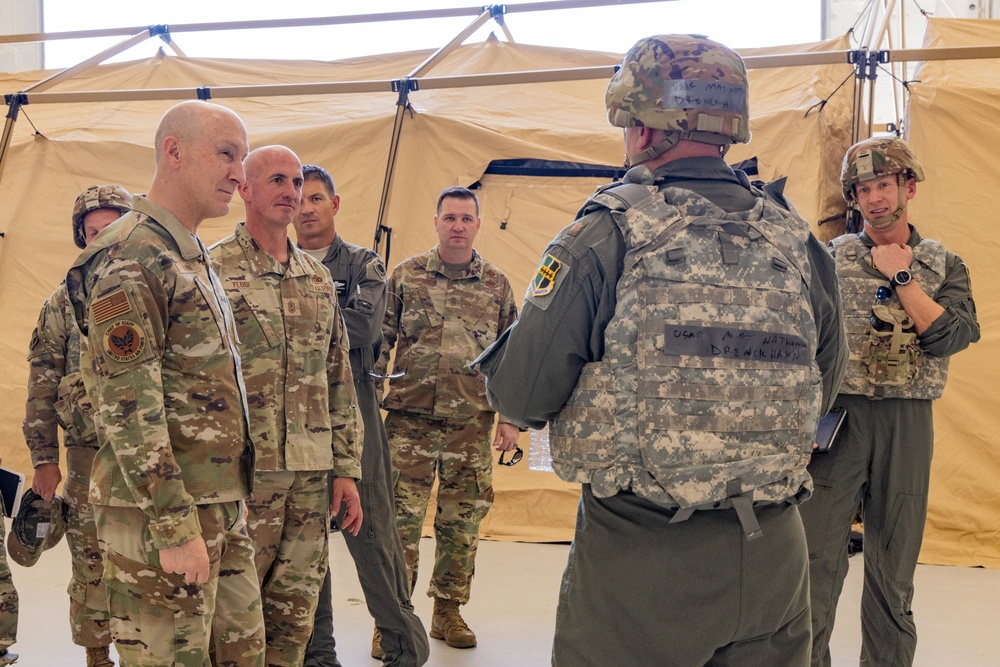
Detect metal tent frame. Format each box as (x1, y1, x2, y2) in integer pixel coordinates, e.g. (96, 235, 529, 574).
(2, 0, 999, 252)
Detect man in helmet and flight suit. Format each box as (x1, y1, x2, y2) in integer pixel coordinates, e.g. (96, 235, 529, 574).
(22, 184, 132, 667)
(800, 136, 980, 667)
(474, 34, 847, 665)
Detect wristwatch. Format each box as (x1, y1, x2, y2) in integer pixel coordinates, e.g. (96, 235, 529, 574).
(890, 269, 912, 288)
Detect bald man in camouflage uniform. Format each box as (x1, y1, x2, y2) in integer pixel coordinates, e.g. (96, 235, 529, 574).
(377, 186, 518, 649)
(211, 146, 363, 667)
(801, 137, 980, 667)
(477, 35, 847, 665)
(23, 184, 131, 667)
(66, 101, 265, 667)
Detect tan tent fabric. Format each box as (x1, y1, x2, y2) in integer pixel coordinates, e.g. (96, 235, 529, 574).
(22, 33, 992, 561)
(901, 19, 1000, 568)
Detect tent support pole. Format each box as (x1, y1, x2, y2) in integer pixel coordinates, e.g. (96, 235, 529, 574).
(0, 27, 156, 184)
(372, 7, 493, 259)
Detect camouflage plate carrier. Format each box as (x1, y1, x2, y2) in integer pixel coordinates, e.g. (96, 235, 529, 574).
(831, 234, 949, 399)
(550, 181, 822, 538)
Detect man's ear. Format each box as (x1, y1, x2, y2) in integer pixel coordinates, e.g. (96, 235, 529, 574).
(162, 135, 182, 169)
(331, 193, 341, 216)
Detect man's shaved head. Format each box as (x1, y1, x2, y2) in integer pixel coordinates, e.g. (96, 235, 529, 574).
(154, 101, 244, 162)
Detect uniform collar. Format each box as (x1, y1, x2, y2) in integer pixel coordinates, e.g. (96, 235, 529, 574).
(427, 245, 483, 279)
(133, 196, 206, 261)
(233, 222, 312, 278)
(858, 223, 922, 248)
(625, 156, 743, 187)
(321, 233, 345, 263)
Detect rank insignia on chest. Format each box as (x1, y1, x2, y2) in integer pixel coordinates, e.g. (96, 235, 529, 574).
(102, 319, 145, 363)
(531, 253, 562, 297)
(285, 298, 301, 316)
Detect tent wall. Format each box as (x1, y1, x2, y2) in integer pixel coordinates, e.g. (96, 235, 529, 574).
(899, 18, 1000, 568)
(3, 30, 992, 566)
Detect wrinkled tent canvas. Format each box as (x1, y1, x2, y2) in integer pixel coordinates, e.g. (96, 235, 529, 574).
(0, 24, 993, 565)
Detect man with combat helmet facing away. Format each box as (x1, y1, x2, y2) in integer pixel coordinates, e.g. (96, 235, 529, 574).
(800, 136, 980, 667)
(475, 34, 846, 665)
(23, 184, 131, 667)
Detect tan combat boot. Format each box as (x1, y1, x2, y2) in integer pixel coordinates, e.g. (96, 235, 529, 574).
(0, 650, 16, 666)
(430, 597, 476, 649)
(371, 627, 384, 660)
(86, 645, 115, 667)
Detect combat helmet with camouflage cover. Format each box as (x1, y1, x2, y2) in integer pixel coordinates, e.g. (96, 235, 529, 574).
(71, 184, 132, 249)
(7, 488, 68, 567)
(841, 136, 924, 229)
(606, 34, 750, 165)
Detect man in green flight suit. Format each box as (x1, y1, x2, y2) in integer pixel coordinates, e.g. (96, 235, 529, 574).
(475, 34, 847, 665)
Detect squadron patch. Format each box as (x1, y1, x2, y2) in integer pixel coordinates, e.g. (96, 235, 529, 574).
(531, 253, 563, 297)
(102, 319, 145, 363)
(92, 289, 132, 326)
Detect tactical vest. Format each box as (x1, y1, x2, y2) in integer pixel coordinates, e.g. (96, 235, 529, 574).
(831, 234, 950, 399)
(550, 183, 822, 512)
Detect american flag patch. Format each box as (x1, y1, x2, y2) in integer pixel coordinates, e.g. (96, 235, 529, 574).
(92, 290, 131, 325)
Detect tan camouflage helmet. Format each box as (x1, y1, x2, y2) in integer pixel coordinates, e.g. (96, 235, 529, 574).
(8, 489, 69, 567)
(841, 137, 924, 227)
(607, 34, 750, 163)
(71, 184, 132, 249)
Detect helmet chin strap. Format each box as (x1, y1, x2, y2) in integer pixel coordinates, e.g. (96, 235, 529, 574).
(861, 173, 908, 230)
(624, 130, 731, 168)
(625, 132, 680, 168)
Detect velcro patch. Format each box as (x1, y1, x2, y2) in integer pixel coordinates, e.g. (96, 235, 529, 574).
(367, 258, 387, 281)
(308, 275, 333, 295)
(531, 254, 563, 297)
(92, 289, 131, 326)
(102, 319, 146, 363)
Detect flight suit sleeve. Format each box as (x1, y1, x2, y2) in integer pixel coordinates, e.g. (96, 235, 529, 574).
(810, 236, 848, 415)
(917, 252, 980, 358)
(342, 253, 387, 352)
(477, 212, 624, 429)
(23, 296, 69, 467)
(86, 260, 201, 549)
(327, 305, 363, 480)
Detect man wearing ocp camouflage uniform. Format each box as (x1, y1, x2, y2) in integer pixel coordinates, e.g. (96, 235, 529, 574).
(23, 184, 131, 667)
(211, 146, 362, 667)
(66, 101, 266, 667)
(476, 34, 847, 666)
(801, 136, 980, 667)
(377, 186, 519, 650)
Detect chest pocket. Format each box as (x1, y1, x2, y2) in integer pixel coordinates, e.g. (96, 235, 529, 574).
(164, 273, 231, 374)
(232, 290, 280, 363)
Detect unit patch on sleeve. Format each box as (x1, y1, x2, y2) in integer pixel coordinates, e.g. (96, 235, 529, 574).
(102, 319, 146, 363)
(531, 253, 563, 297)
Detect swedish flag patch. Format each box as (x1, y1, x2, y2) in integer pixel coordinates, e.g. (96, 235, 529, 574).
(531, 253, 562, 297)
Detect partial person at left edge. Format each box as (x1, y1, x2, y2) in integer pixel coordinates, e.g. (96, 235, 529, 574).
(22, 184, 132, 667)
(65, 100, 266, 667)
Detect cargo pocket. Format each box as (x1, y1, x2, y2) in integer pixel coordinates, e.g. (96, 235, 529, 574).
(103, 549, 209, 665)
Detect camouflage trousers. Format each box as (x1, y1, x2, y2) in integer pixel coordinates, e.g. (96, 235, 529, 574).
(385, 410, 495, 604)
(95, 501, 265, 667)
(64, 446, 111, 648)
(246, 470, 330, 667)
(0, 522, 16, 652)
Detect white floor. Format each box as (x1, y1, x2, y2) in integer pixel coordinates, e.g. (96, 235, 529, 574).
(7, 533, 999, 666)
